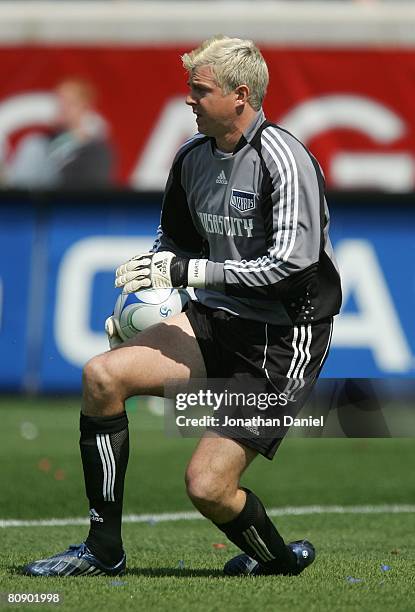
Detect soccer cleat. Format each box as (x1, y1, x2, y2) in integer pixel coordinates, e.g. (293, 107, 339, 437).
(287, 539, 315, 575)
(287, 540, 316, 576)
(223, 539, 315, 577)
(223, 553, 262, 576)
(22, 543, 126, 577)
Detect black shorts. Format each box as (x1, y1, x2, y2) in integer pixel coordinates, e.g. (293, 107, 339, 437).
(185, 300, 333, 459)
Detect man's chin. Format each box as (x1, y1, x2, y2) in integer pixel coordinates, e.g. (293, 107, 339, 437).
(195, 118, 211, 136)
(196, 123, 208, 135)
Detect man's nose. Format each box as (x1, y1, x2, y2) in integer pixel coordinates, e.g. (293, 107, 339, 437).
(185, 93, 196, 106)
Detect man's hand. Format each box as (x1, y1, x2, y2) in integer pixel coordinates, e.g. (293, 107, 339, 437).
(105, 315, 123, 349)
(115, 251, 207, 293)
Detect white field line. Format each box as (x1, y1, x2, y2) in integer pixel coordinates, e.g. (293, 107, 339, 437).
(1, 504, 415, 529)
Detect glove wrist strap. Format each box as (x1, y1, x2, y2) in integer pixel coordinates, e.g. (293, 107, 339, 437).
(188, 259, 207, 289)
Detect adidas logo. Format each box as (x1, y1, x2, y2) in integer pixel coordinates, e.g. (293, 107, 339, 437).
(216, 170, 228, 185)
(154, 259, 167, 275)
(243, 424, 260, 436)
(89, 508, 104, 523)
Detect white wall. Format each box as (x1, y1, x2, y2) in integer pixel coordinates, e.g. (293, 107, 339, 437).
(0, 1, 414, 45)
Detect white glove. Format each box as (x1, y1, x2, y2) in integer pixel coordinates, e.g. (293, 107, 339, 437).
(105, 315, 123, 349)
(114, 251, 207, 294)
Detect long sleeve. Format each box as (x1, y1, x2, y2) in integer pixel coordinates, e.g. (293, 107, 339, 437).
(152, 135, 208, 259)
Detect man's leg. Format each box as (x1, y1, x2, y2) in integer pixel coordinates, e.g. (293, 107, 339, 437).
(24, 313, 206, 576)
(185, 432, 298, 575)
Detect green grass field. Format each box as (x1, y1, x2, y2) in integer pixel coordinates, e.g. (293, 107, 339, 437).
(0, 397, 414, 611)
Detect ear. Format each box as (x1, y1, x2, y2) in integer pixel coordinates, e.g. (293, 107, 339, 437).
(235, 84, 250, 107)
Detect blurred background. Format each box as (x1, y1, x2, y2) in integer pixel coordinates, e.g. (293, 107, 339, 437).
(0, 0, 414, 391)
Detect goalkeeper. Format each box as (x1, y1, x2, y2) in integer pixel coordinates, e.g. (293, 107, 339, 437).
(24, 35, 342, 578)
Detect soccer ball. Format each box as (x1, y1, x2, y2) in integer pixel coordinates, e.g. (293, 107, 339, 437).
(114, 288, 188, 341)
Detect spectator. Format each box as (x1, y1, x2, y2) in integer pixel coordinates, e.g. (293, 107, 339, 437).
(5, 78, 115, 189)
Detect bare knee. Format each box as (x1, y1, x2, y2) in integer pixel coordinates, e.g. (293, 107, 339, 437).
(185, 466, 233, 519)
(83, 355, 122, 411)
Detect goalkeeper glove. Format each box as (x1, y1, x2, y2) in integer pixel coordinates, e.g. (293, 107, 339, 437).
(115, 251, 207, 293)
(105, 315, 123, 349)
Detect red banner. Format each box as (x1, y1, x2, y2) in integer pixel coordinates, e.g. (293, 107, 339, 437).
(0, 46, 414, 190)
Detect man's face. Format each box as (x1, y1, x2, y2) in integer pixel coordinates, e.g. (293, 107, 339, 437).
(186, 65, 238, 138)
(55, 83, 89, 130)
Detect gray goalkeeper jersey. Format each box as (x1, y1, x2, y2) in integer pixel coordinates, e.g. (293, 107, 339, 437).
(153, 109, 341, 326)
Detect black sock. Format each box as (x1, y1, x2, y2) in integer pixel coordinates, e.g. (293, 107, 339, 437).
(214, 488, 296, 574)
(79, 411, 129, 566)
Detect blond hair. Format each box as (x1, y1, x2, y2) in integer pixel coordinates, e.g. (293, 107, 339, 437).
(182, 35, 269, 111)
